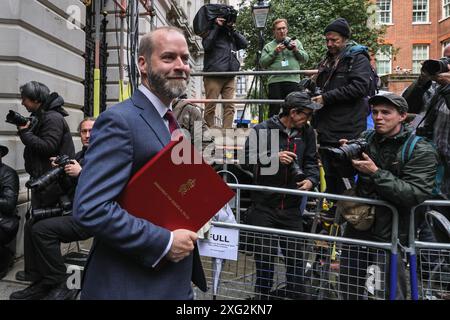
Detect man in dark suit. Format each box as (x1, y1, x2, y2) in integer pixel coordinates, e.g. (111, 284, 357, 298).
(73, 26, 206, 299)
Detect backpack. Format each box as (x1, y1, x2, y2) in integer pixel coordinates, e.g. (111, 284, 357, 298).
(366, 130, 443, 195)
(345, 44, 379, 97)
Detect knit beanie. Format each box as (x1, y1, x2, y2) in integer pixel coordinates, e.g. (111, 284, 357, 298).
(324, 18, 351, 38)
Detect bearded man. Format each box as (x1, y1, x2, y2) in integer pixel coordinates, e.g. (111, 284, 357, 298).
(72, 27, 206, 300)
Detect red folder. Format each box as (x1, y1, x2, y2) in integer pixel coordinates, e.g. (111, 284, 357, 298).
(118, 137, 235, 232)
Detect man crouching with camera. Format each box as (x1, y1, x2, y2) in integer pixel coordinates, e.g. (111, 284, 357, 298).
(336, 93, 438, 300)
(243, 91, 320, 299)
(10, 118, 95, 300)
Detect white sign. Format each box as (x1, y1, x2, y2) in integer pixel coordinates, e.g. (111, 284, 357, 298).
(198, 226, 239, 261)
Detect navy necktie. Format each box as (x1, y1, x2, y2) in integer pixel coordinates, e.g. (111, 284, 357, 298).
(164, 110, 179, 134)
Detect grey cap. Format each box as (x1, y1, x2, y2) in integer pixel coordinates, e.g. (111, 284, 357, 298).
(368, 92, 408, 113)
(285, 91, 322, 111)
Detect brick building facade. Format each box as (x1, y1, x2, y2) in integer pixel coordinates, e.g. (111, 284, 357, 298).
(374, 0, 450, 93)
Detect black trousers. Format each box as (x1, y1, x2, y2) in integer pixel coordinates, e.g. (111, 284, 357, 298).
(249, 204, 305, 296)
(268, 82, 300, 118)
(0, 245, 14, 276)
(24, 215, 91, 286)
(318, 147, 351, 196)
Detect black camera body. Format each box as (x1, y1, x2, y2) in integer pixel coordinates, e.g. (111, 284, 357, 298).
(283, 141, 306, 183)
(282, 37, 297, 50)
(298, 78, 322, 97)
(6, 110, 31, 126)
(421, 57, 450, 76)
(324, 139, 368, 162)
(290, 161, 306, 183)
(25, 155, 73, 191)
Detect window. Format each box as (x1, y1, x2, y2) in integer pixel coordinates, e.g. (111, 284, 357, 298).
(376, 0, 392, 24)
(236, 76, 247, 95)
(376, 46, 392, 75)
(444, 0, 450, 19)
(412, 44, 429, 73)
(413, 0, 429, 23)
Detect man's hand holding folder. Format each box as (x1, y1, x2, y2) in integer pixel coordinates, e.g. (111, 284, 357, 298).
(167, 229, 198, 263)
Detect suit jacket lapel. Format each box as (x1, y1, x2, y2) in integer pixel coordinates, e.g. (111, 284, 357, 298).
(130, 90, 170, 147)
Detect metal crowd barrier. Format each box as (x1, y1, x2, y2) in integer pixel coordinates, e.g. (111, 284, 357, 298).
(407, 200, 450, 300)
(194, 184, 400, 300)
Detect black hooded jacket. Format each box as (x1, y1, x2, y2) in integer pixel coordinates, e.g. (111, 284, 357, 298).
(244, 116, 319, 209)
(0, 163, 19, 217)
(202, 24, 248, 73)
(313, 43, 372, 145)
(19, 92, 75, 179)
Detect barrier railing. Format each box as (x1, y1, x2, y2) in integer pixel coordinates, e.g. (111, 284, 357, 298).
(407, 200, 450, 300)
(195, 183, 400, 300)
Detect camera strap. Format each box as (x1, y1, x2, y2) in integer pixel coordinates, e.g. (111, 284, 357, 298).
(25, 188, 32, 221)
(414, 92, 441, 132)
(319, 56, 341, 91)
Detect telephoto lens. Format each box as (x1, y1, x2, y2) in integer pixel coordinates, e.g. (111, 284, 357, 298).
(421, 57, 450, 76)
(31, 207, 64, 221)
(325, 139, 368, 162)
(5, 110, 29, 126)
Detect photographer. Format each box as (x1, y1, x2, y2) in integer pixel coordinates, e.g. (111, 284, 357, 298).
(202, 5, 248, 128)
(261, 19, 309, 118)
(0, 145, 19, 279)
(338, 93, 438, 299)
(311, 18, 373, 196)
(402, 44, 450, 198)
(243, 91, 320, 299)
(10, 118, 94, 300)
(15, 81, 75, 208)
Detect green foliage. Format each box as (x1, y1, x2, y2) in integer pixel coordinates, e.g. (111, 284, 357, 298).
(237, 0, 386, 70)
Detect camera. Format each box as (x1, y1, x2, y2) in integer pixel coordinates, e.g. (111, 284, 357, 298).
(324, 139, 368, 162)
(298, 78, 322, 97)
(31, 195, 72, 221)
(283, 142, 306, 183)
(6, 110, 30, 126)
(421, 57, 450, 76)
(31, 207, 64, 221)
(282, 37, 297, 50)
(25, 155, 73, 191)
(290, 161, 306, 183)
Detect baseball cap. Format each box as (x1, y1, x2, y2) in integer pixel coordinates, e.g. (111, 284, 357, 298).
(284, 91, 322, 111)
(368, 92, 408, 113)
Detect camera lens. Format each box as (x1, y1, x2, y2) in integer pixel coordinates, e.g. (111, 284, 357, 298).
(5, 110, 29, 127)
(290, 161, 306, 182)
(31, 207, 63, 221)
(421, 58, 450, 76)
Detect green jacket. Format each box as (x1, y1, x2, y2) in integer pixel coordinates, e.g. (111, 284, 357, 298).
(260, 39, 308, 85)
(345, 126, 438, 243)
